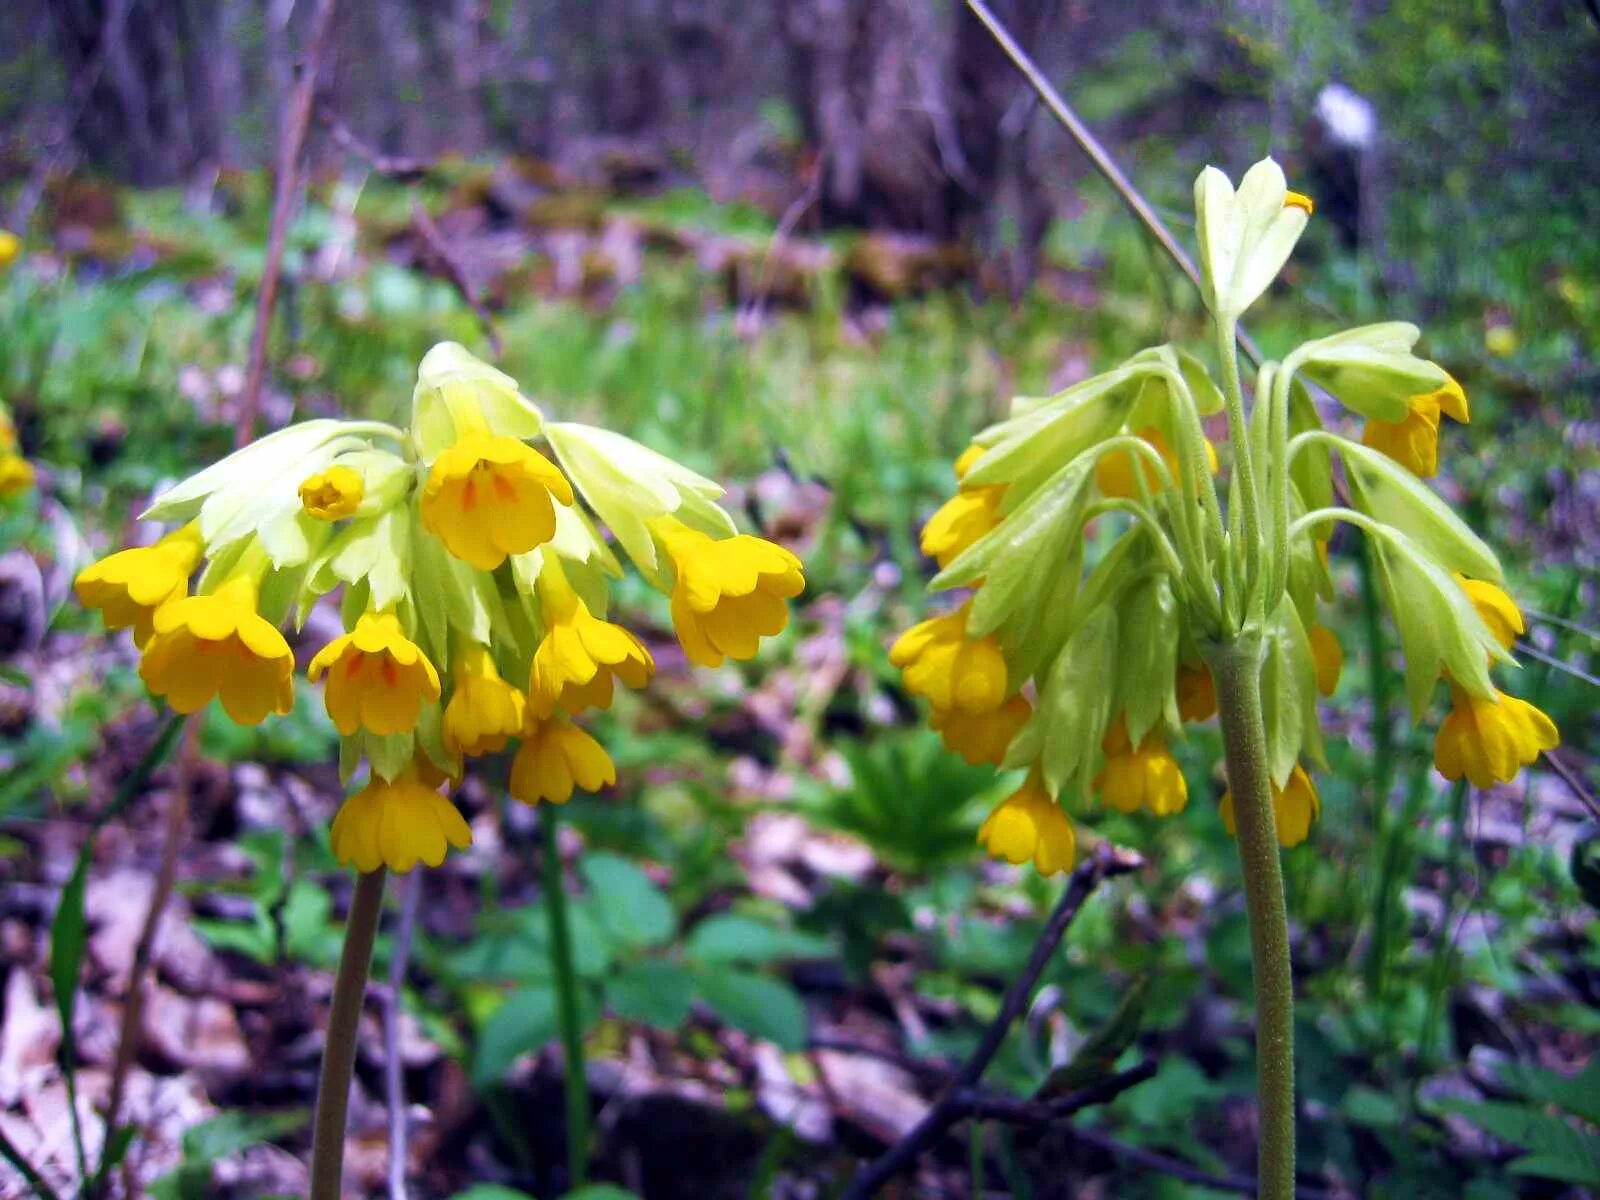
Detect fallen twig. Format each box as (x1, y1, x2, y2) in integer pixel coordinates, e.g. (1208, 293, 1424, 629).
(1544, 749, 1600, 823)
(237, 0, 340, 448)
(840, 843, 1142, 1200)
(385, 870, 423, 1200)
(946, 1060, 1157, 1125)
(93, 717, 198, 1200)
(320, 109, 433, 181)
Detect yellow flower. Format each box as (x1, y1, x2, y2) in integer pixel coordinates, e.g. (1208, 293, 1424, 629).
(654, 516, 804, 668)
(0, 454, 33, 497)
(931, 694, 1031, 766)
(889, 602, 1007, 715)
(0, 230, 18, 269)
(921, 445, 1004, 570)
(308, 611, 442, 736)
(330, 766, 472, 873)
(1457, 575, 1523, 651)
(977, 773, 1076, 877)
(299, 465, 364, 520)
(529, 560, 654, 718)
(1096, 428, 1218, 499)
(509, 717, 616, 805)
(1308, 624, 1342, 696)
(1360, 377, 1469, 478)
(1484, 325, 1517, 358)
(75, 522, 205, 647)
(1095, 716, 1188, 816)
(138, 574, 295, 725)
(1434, 684, 1558, 788)
(1220, 764, 1321, 848)
(420, 431, 574, 570)
(1176, 664, 1217, 722)
(1283, 191, 1315, 215)
(443, 642, 527, 757)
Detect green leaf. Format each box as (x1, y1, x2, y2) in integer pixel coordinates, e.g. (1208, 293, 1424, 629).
(447, 1188, 538, 1200)
(685, 915, 827, 965)
(607, 960, 696, 1028)
(694, 968, 808, 1050)
(1341, 1085, 1404, 1128)
(1498, 1058, 1600, 1124)
(470, 984, 598, 1086)
(1432, 1098, 1600, 1184)
(580, 853, 674, 948)
(49, 855, 91, 1040)
(562, 1188, 642, 1200)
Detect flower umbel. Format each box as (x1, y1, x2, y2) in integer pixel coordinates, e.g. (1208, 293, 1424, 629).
(1095, 717, 1188, 817)
(889, 603, 1007, 714)
(78, 342, 796, 871)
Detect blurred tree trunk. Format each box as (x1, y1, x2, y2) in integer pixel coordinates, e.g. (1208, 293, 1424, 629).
(780, 0, 1053, 288)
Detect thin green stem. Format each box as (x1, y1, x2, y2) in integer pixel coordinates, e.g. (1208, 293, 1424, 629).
(309, 868, 388, 1200)
(1217, 319, 1263, 629)
(541, 805, 590, 1190)
(1209, 638, 1296, 1200)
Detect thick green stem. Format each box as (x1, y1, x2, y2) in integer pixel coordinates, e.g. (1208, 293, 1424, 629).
(1217, 320, 1263, 625)
(310, 868, 387, 1200)
(1210, 640, 1295, 1200)
(541, 806, 590, 1189)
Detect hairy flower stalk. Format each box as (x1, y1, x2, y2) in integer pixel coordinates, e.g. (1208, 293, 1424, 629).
(74, 341, 805, 1196)
(895, 158, 1557, 1199)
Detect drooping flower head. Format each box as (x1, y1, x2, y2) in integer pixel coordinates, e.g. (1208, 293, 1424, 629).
(420, 432, 574, 570)
(138, 556, 295, 726)
(977, 772, 1076, 877)
(528, 556, 654, 718)
(443, 641, 526, 758)
(891, 157, 1556, 878)
(1221, 764, 1321, 848)
(308, 611, 442, 737)
(653, 515, 805, 668)
(510, 717, 617, 805)
(79, 341, 803, 872)
(330, 763, 472, 873)
(75, 522, 205, 646)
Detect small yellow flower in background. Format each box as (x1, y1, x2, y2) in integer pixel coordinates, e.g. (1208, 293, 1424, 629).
(1434, 684, 1558, 788)
(510, 718, 616, 805)
(309, 611, 442, 736)
(329, 765, 472, 873)
(529, 559, 654, 718)
(0, 230, 19, 269)
(889, 603, 1007, 714)
(1308, 625, 1342, 696)
(0, 454, 33, 497)
(300, 466, 364, 520)
(1484, 324, 1517, 358)
(1457, 576, 1523, 651)
(654, 515, 805, 668)
(1360, 377, 1469, 478)
(421, 431, 574, 569)
(138, 574, 295, 725)
(443, 642, 526, 757)
(931, 694, 1031, 766)
(1176, 664, 1217, 722)
(977, 773, 1076, 877)
(1095, 717, 1188, 817)
(1221, 764, 1321, 847)
(921, 445, 1004, 569)
(74, 522, 205, 646)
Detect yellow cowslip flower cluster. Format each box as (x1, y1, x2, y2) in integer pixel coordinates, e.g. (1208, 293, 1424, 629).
(0, 402, 34, 498)
(76, 343, 804, 873)
(895, 158, 1558, 877)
